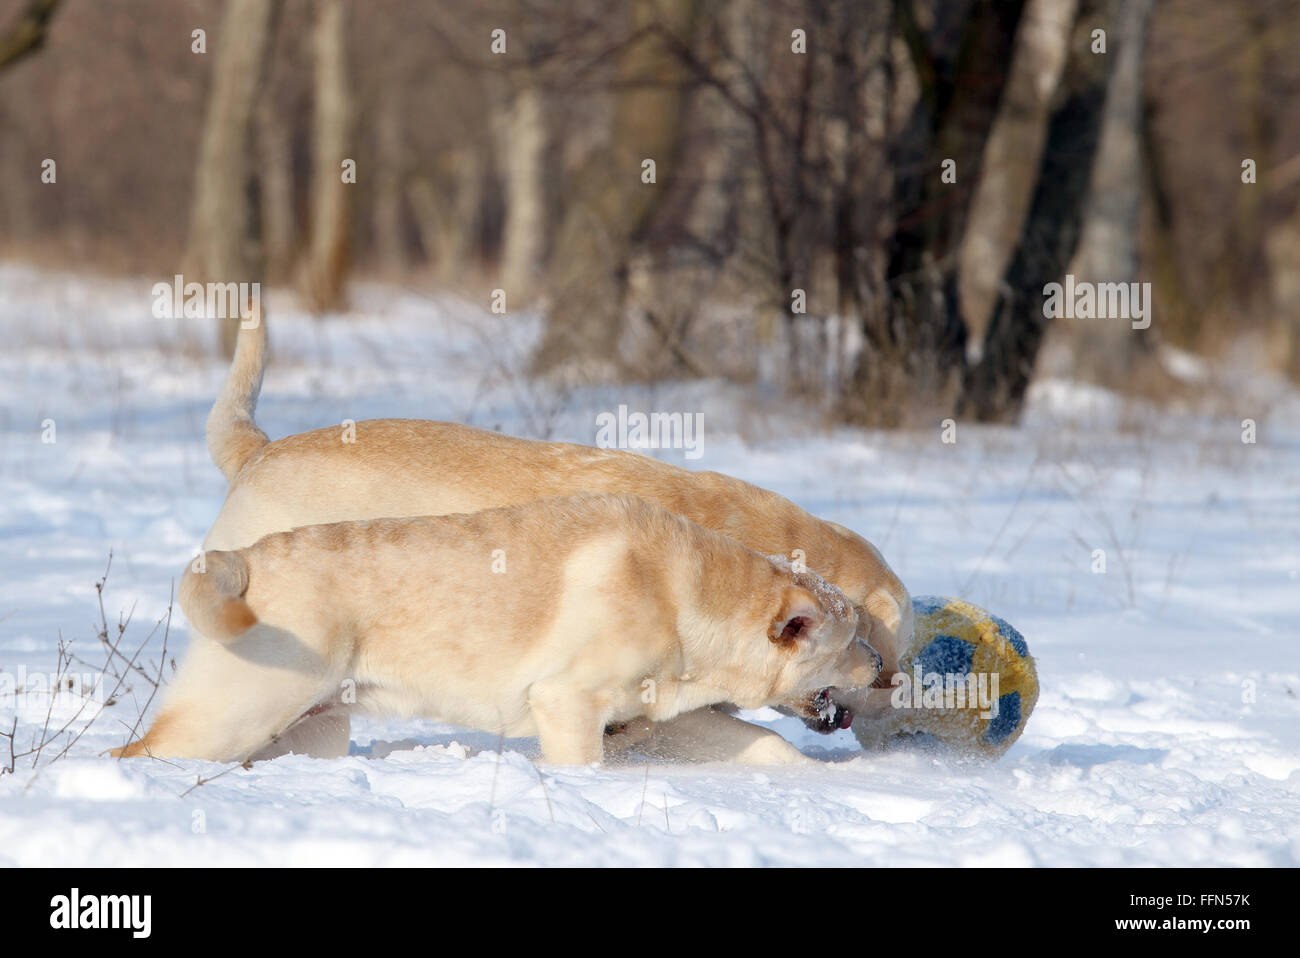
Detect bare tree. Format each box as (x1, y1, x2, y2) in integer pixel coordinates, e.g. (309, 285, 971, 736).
(959, 0, 1079, 345)
(533, 0, 698, 379)
(302, 0, 352, 312)
(257, 85, 296, 283)
(961, 0, 1121, 421)
(844, 0, 1028, 425)
(186, 0, 280, 355)
(372, 72, 409, 275)
(1266, 206, 1300, 382)
(4, 0, 1295, 418)
(497, 33, 548, 304)
(1066, 0, 1159, 388)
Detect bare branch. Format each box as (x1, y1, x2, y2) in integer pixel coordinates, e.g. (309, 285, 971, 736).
(0, 0, 62, 73)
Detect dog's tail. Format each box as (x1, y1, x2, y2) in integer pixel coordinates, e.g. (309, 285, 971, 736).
(207, 302, 270, 484)
(180, 550, 258, 641)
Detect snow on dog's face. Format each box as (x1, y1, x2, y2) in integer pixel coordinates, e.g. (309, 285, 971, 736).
(754, 560, 880, 729)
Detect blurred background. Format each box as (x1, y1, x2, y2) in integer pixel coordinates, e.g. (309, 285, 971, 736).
(1, 0, 1299, 425)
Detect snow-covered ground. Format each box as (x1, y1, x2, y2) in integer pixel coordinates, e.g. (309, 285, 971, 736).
(1, 263, 1297, 866)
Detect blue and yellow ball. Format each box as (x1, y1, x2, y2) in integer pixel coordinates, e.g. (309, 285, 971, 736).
(853, 596, 1038, 758)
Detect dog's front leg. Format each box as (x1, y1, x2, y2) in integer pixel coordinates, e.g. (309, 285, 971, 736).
(635, 708, 814, 765)
(603, 716, 656, 757)
(527, 682, 607, 765)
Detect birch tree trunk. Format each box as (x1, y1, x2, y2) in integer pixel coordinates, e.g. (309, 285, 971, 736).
(846, 0, 1027, 426)
(186, 0, 278, 355)
(1065, 0, 1157, 386)
(960, 0, 1120, 421)
(498, 83, 547, 303)
(302, 0, 351, 312)
(959, 0, 1079, 349)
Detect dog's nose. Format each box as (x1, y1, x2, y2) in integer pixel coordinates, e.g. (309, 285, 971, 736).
(858, 637, 883, 675)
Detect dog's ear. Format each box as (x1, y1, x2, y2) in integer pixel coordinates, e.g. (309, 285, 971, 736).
(769, 586, 822, 647)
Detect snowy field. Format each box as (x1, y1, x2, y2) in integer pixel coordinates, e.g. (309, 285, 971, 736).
(0, 262, 1297, 867)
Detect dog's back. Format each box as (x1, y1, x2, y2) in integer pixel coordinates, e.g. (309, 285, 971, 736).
(206, 417, 910, 663)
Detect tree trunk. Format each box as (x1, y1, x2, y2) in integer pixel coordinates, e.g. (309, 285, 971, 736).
(258, 93, 295, 282)
(846, 0, 1027, 426)
(960, 0, 1119, 422)
(1065, 0, 1157, 388)
(824, 0, 890, 401)
(302, 0, 351, 313)
(532, 0, 697, 379)
(186, 0, 278, 355)
(1265, 217, 1300, 382)
(373, 78, 408, 275)
(498, 82, 547, 303)
(959, 0, 1079, 346)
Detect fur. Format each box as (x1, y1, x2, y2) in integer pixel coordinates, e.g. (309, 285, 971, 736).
(117, 495, 879, 765)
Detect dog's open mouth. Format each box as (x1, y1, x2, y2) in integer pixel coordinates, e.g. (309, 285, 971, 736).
(806, 687, 854, 733)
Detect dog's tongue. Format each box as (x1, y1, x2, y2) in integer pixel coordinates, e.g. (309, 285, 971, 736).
(837, 707, 854, 729)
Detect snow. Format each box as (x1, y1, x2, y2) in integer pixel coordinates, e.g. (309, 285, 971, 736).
(1, 262, 1298, 866)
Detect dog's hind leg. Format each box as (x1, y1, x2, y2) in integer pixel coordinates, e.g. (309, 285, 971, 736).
(113, 628, 333, 763)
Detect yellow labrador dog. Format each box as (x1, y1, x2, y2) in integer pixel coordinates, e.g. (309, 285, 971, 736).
(117, 495, 878, 765)
(190, 312, 911, 763)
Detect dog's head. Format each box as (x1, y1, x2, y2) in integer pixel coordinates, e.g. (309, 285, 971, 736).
(747, 560, 882, 730)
